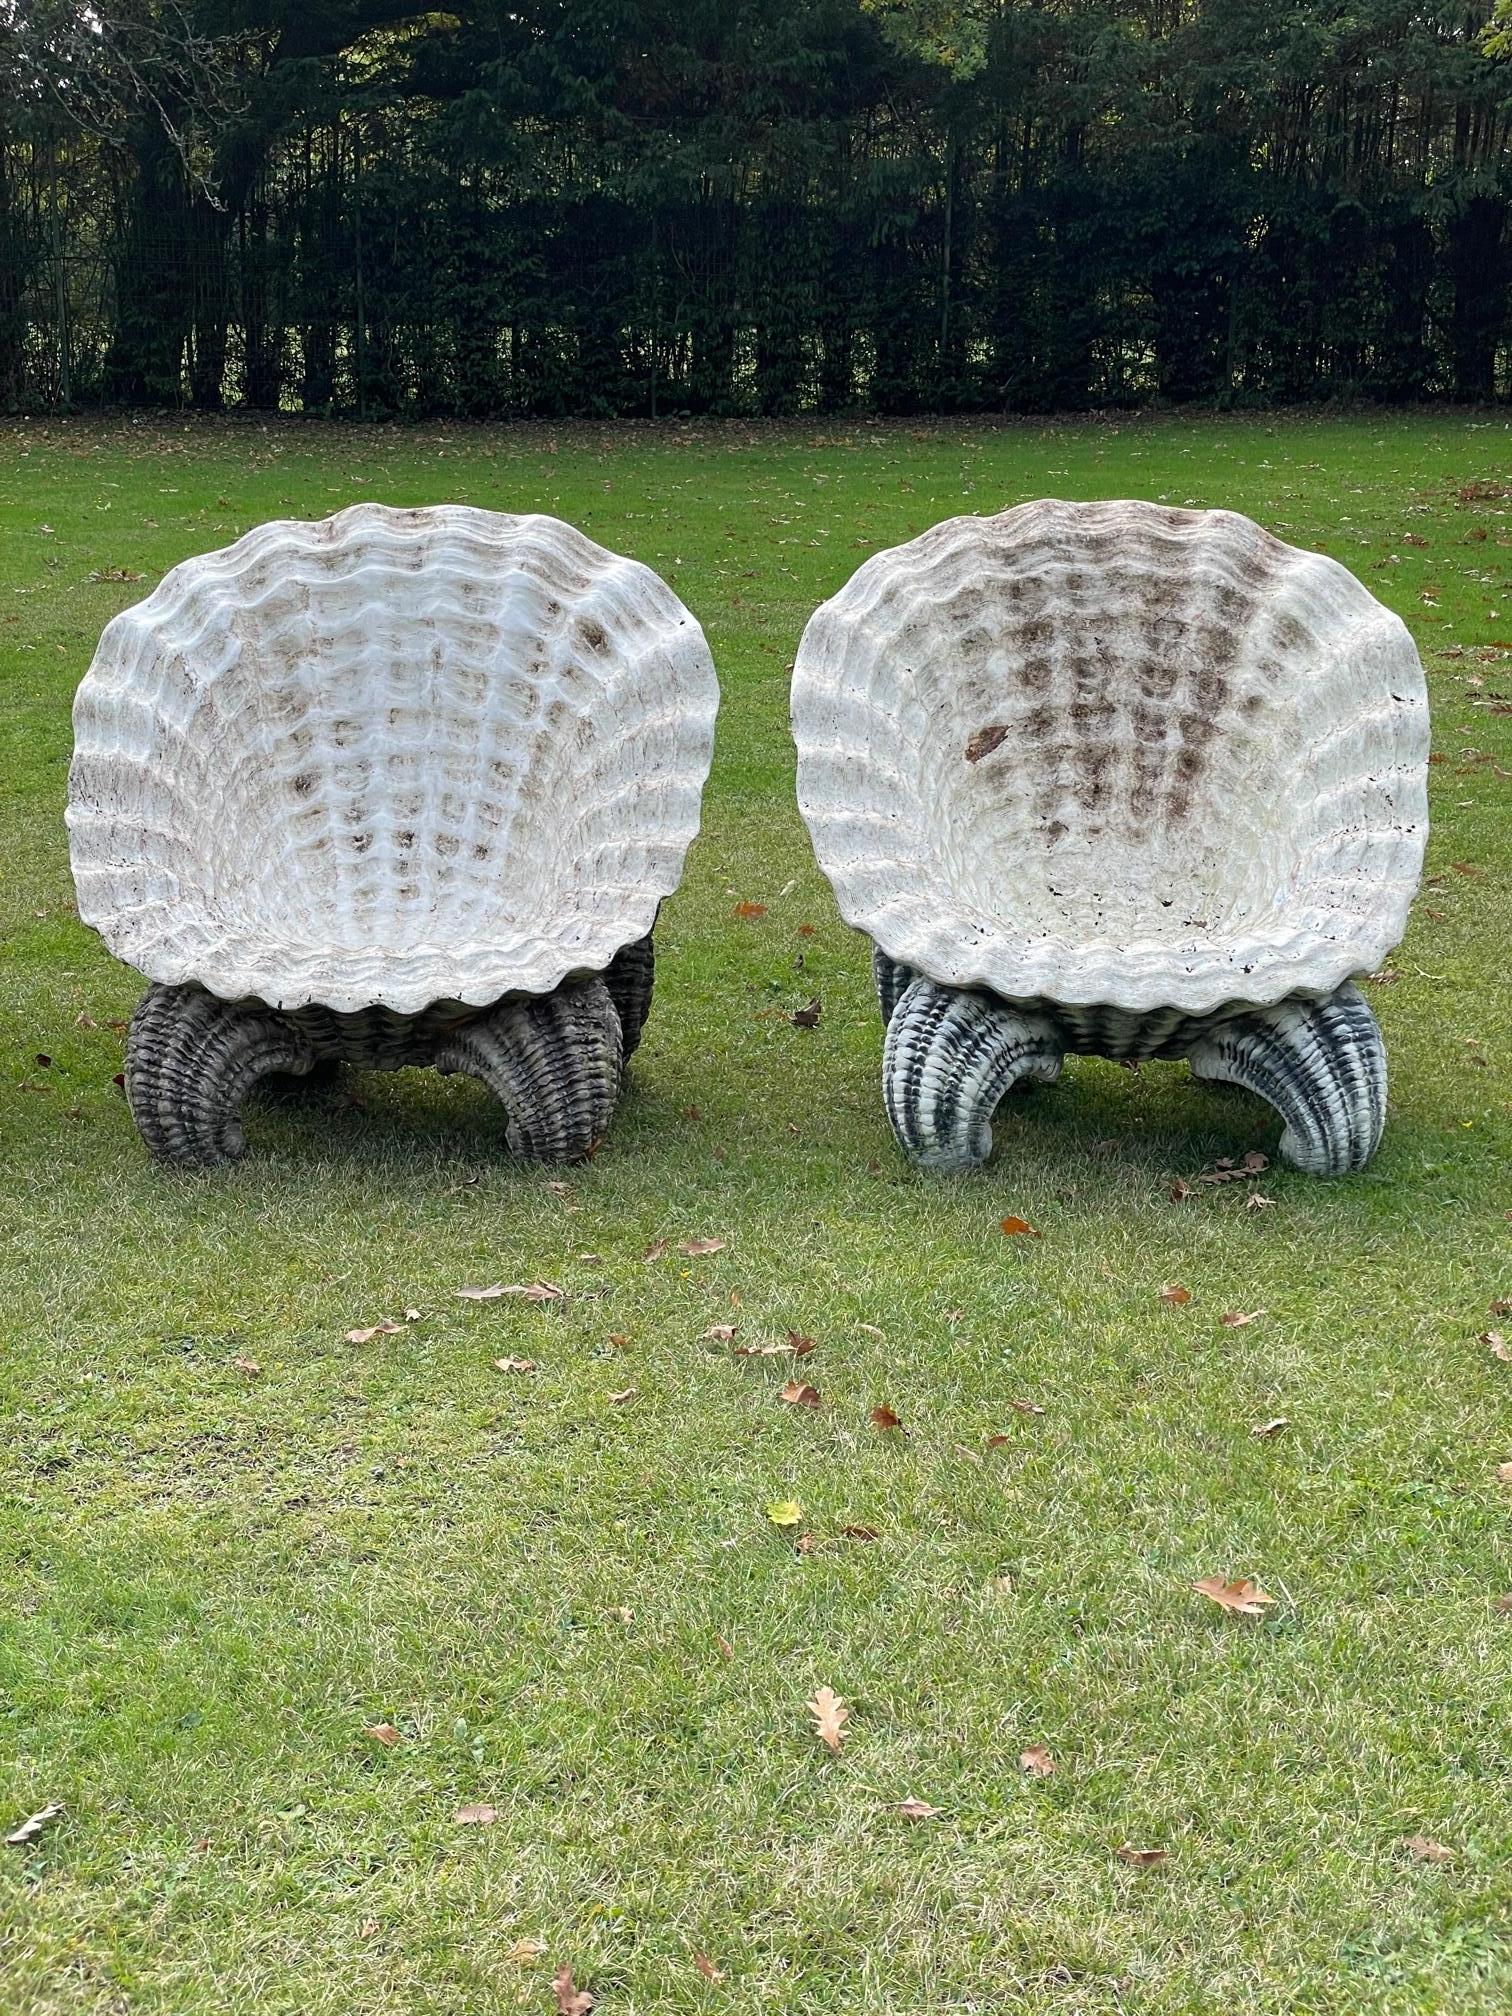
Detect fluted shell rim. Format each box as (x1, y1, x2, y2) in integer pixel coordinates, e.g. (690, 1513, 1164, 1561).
(67, 504, 719, 1015)
(791, 499, 1429, 1018)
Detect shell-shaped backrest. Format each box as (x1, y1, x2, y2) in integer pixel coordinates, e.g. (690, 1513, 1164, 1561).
(68, 505, 719, 1013)
(791, 500, 1429, 1016)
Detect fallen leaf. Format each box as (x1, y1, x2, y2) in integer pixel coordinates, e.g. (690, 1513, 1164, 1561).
(643, 1239, 669, 1261)
(1007, 1398, 1045, 1417)
(787, 1330, 817, 1356)
(1251, 1417, 1290, 1438)
(454, 1803, 497, 1825)
(456, 1283, 508, 1301)
(493, 1357, 537, 1374)
(841, 1524, 880, 1541)
(1116, 1843, 1168, 1867)
(1019, 1745, 1056, 1778)
(4, 1803, 62, 1848)
(1221, 1309, 1266, 1329)
(544, 1180, 576, 1204)
(457, 1280, 563, 1303)
(1451, 861, 1482, 878)
(791, 996, 822, 1029)
(1160, 1283, 1192, 1306)
(1483, 1330, 1510, 1360)
(1495, 1594, 1512, 1615)
(715, 1633, 735, 1659)
(1403, 1834, 1454, 1864)
(509, 1938, 546, 1962)
(733, 900, 767, 920)
(554, 1962, 595, 2014)
(693, 1952, 724, 1982)
(1000, 1215, 1041, 1238)
(1170, 1178, 1193, 1203)
(1245, 1192, 1275, 1211)
(701, 1324, 739, 1342)
(1492, 1299, 1512, 1318)
(806, 1685, 849, 1753)
(359, 1917, 380, 1938)
(608, 1386, 637, 1405)
(1193, 1575, 1275, 1617)
(231, 1354, 262, 1377)
(965, 723, 1009, 763)
(893, 1797, 942, 1820)
(608, 1332, 631, 1350)
(795, 1530, 819, 1554)
(870, 1404, 903, 1432)
(766, 1499, 803, 1528)
(365, 1723, 401, 1747)
(347, 1320, 403, 1343)
(780, 1380, 820, 1408)
(680, 1237, 726, 1257)
(856, 1322, 885, 1340)
(1497, 1462, 1512, 1485)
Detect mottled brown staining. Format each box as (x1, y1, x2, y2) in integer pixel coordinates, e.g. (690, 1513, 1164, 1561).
(291, 772, 315, 798)
(578, 618, 608, 653)
(965, 724, 1010, 764)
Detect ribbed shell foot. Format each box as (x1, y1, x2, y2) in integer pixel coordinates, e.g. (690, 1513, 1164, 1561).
(1187, 983, 1387, 1175)
(603, 933, 655, 1059)
(434, 978, 625, 1163)
(873, 946, 921, 1029)
(126, 984, 318, 1167)
(883, 977, 1063, 1173)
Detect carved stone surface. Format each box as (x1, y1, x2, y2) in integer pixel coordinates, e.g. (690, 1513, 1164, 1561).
(796, 501, 1429, 1174)
(69, 506, 717, 1164)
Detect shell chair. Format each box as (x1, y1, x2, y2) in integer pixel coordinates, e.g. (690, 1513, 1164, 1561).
(68, 504, 719, 1166)
(791, 499, 1429, 1176)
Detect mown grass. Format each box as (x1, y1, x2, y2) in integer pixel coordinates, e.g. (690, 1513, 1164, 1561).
(0, 410, 1509, 2016)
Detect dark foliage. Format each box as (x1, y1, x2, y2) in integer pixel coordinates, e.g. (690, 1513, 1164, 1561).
(2, 0, 1510, 415)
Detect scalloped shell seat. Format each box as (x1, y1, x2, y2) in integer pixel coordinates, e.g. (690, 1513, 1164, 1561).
(68, 504, 719, 1166)
(791, 499, 1429, 1176)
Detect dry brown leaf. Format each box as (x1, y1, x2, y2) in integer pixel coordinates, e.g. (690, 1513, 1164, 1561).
(787, 1330, 817, 1356)
(1160, 1283, 1192, 1306)
(780, 1380, 821, 1409)
(1221, 1308, 1266, 1329)
(856, 1321, 885, 1340)
(554, 1962, 595, 2014)
(791, 996, 822, 1029)
(1170, 1178, 1193, 1203)
(680, 1237, 726, 1257)
(1000, 1215, 1041, 1238)
(608, 1332, 631, 1350)
(1497, 1462, 1512, 1485)
(701, 1324, 738, 1342)
(732, 900, 767, 920)
(364, 1722, 401, 1748)
(359, 1917, 380, 1939)
(795, 1531, 819, 1554)
(1115, 1843, 1168, 1867)
(893, 1797, 943, 1820)
(458, 1280, 563, 1303)
(870, 1404, 903, 1432)
(456, 1283, 508, 1301)
(608, 1386, 637, 1405)
(493, 1356, 537, 1374)
(1482, 1330, 1510, 1360)
(1008, 1398, 1045, 1417)
(965, 723, 1009, 764)
(232, 1354, 262, 1377)
(693, 1953, 724, 1982)
(715, 1633, 735, 1660)
(1193, 1575, 1275, 1617)
(4, 1802, 62, 1848)
(347, 1320, 403, 1343)
(806, 1685, 849, 1753)
(1495, 1594, 1512, 1616)
(1403, 1834, 1454, 1864)
(842, 1524, 880, 1542)
(1019, 1745, 1056, 1778)
(1251, 1417, 1290, 1438)
(1245, 1192, 1274, 1211)
(454, 1803, 497, 1825)
(509, 1938, 545, 1963)
(1492, 1299, 1512, 1318)
(643, 1238, 669, 1262)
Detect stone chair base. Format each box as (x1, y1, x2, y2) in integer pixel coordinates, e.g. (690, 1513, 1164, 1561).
(872, 948, 1387, 1178)
(125, 935, 654, 1168)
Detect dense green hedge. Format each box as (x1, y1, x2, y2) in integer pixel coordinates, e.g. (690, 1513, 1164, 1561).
(4, 1, 1510, 415)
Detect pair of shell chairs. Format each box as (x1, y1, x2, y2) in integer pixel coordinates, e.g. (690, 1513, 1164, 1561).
(67, 500, 1430, 1179)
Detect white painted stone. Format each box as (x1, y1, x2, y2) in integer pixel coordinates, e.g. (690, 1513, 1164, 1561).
(68, 504, 719, 1014)
(791, 499, 1429, 1017)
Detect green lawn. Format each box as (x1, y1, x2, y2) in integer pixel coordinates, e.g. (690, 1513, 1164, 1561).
(1, 411, 1510, 2016)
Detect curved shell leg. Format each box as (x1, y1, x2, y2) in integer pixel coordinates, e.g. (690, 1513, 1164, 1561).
(434, 977, 624, 1163)
(125, 983, 318, 1167)
(872, 945, 921, 1029)
(603, 934, 655, 1059)
(882, 977, 1063, 1173)
(1187, 983, 1387, 1176)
